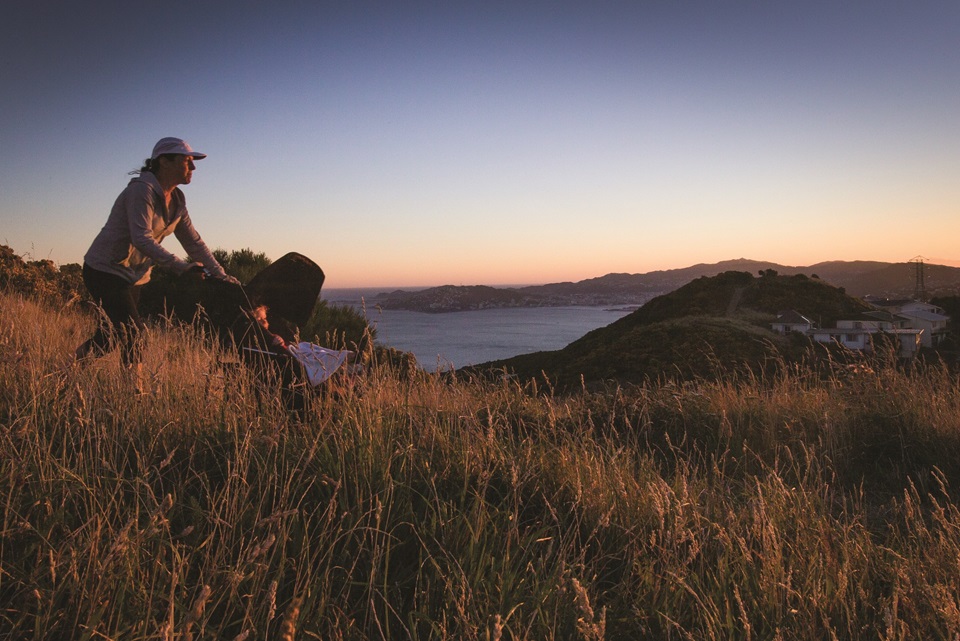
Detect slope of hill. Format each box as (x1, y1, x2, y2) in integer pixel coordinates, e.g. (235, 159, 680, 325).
(809, 260, 960, 298)
(469, 271, 875, 389)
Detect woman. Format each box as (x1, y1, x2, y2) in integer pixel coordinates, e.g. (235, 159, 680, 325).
(76, 137, 239, 365)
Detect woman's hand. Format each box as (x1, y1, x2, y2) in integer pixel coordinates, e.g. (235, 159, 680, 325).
(181, 262, 207, 278)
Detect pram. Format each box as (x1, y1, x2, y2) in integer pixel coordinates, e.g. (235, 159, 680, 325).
(154, 252, 346, 415)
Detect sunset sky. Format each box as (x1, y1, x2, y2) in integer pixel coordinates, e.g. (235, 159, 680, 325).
(2, 1, 959, 288)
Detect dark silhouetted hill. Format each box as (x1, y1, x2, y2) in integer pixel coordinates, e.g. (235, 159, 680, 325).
(467, 271, 875, 389)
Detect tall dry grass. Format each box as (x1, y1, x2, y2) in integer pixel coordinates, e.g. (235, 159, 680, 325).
(2, 289, 960, 640)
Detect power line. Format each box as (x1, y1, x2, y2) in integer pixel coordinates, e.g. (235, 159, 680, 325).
(909, 256, 928, 301)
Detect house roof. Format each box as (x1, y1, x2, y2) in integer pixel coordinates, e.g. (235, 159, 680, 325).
(837, 311, 899, 323)
(898, 301, 945, 313)
(898, 309, 950, 322)
(862, 310, 904, 323)
(774, 310, 813, 325)
(866, 297, 914, 308)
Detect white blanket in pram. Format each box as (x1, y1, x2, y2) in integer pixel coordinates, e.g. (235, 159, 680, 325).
(286, 343, 353, 386)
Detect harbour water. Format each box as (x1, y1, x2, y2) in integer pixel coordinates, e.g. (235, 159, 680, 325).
(323, 288, 634, 371)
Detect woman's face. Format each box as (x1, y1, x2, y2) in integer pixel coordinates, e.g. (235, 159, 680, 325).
(157, 154, 197, 185)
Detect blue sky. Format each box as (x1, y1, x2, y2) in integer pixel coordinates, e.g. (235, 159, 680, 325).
(2, 1, 959, 287)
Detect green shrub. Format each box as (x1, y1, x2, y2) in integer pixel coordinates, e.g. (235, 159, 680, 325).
(212, 247, 271, 284)
(0, 245, 84, 304)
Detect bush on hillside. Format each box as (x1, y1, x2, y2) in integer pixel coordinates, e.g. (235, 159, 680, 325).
(139, 247, 270, 313)
(212, 247, 271, 284)
(0, 245, 84, 304)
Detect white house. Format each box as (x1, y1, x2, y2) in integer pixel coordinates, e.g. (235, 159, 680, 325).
(808, 327, 923, 357)
(864, 299, 949, 348)
(836, 310, 906, 332)
(771, 310, 814, 334)
(809, 328, 872, 351)
(772, 309, 925, 358)
(894, 302, 949, 348)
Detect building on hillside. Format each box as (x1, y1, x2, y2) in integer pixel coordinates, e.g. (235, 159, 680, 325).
(835, 310, 906, 332)
(771, 310, 814, 334)
(771, 309, 924, 358)
(808, 327, 923, 357)
(863, 299, 949, 348)
(893, 302, 949, 348)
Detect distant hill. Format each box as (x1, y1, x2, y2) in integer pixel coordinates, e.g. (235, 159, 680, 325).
(374, 259, 960, 312)
(466, 270, 876, 389)
(371, 285, 543, 312)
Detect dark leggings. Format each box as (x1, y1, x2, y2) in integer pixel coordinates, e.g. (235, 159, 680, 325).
(76, 264, 144, 365)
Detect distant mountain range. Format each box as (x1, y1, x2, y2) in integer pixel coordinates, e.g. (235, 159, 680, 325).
(374, 259, 960, 312)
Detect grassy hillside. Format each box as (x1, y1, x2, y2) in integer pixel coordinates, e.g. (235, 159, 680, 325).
(4, 286, 960, 639)
(612, 270, 872, 327)
(475, 271, 876, 390)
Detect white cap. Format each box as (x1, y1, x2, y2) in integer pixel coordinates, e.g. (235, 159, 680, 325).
(151, 137, 207, 160)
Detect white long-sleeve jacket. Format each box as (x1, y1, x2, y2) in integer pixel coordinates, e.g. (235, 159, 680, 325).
(84, 171, 228, 285)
